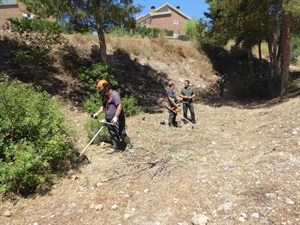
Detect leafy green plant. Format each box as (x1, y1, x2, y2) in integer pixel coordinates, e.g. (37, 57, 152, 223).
(84, 118, 111, 145)
(78, 64, 140, 144)
(134, 26, 172, 38)
(79, 63, 121, 93)
(8, 18, 64, 81)
(183, 19, 200, 41)
(232, 72, 281, 98)
(9, 18, 73, 34)
(291, 35, 300, 63)
(79, 63, 121, 113)
(122, 95, 141, 116)
(0, 78, 76, 195)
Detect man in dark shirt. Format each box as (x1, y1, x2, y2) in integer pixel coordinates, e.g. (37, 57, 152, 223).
(93, 79, 132, 152)
(166, 81, 178, 127)
(179, 80, 196, 124)
(157, 97, 177, 127)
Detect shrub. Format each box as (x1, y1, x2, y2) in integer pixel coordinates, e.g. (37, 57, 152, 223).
(84, 118, 111, 145)
(79, 63, 140, 116)
(122, 95, 141, 116)
(79, 64, 121, 93)
(134, 26, 172, 38)
(79, 64, 121, 113)
(78, 64, 140, 145)
(9, 18, 73, 34)
(291, 35, 300, 63)
(232, 72, 281, 98)
(0, 78, 76, 195)
(8, 18, 64, 82)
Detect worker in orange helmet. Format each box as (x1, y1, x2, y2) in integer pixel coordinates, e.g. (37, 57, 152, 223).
(92, 79, 132, 152)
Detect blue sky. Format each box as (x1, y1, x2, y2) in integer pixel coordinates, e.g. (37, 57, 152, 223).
(133, 0, 210, 20)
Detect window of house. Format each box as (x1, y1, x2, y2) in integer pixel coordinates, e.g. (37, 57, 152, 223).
(140, 22, 144, 26)
(1, 0, 17, 3)
(146, 19, 151, 24)
(173, 20, 179, 25)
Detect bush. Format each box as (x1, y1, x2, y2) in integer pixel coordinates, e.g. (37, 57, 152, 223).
(79, 63, 140, 116)
(0, 77, 76, 195)
(134, 26, 172, 38)
(78, 64, 140, 145)
(79, 64, 121, 93)
(122, 95, 141, 117)
(79, 64, 121, 113)
(9, 18, 73, 34)
(291, 35, 300, 63)
(84, 118, 111, 145)
(8, 18, 64, 82)
(232, 72, 281, 98)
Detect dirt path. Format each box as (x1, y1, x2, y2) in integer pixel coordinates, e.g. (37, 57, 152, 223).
(1, 97, 300, 225)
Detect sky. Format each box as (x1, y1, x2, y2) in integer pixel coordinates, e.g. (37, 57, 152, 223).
(133, 0, 210, 20)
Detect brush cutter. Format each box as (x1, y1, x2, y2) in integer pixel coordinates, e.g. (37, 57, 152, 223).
(165, 104, 195, 128)
(79, 126, 104, 157)
(79, 118, 118, 157)
(99, 119, 115, 126)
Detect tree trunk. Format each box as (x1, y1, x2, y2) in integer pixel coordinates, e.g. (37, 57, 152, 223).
(267, 35, 277, 77)
(258, 42, 262, 62)
(280, 12, 291, 97)
(97, 22, 108, 64)
(247, 49, 253, 73)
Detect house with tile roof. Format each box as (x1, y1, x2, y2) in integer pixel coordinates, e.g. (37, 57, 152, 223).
(136, 2, 191, 38)
(0, 0, 28, 28)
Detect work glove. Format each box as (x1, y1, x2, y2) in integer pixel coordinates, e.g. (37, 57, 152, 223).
(91, 113, 98, 119)
(111, 116, 118, 125)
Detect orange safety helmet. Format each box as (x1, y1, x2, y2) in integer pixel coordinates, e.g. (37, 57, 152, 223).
(97, 79, 109, 90)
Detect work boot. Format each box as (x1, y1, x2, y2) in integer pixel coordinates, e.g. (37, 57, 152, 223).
(112, 139, 120, 151)
(125, 143, 133, 151)
(123, 135, 133, 151)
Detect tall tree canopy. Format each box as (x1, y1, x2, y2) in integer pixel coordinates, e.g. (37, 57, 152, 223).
(20, 0, 142, 63)
(205, 0, 300, 96)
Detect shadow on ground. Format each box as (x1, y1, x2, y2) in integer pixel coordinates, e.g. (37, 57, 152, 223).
(1, 34, 299, 112)
(0, 35, 168, 113)
(201, 43, 300, 109)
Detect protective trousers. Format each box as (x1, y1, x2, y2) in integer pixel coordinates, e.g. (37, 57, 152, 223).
(169, 110, 177, 126)
(106, 118, 129, 150)
(182, 102, 195, 123)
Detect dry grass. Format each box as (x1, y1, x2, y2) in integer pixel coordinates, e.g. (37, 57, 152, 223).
(1, 96, 299, 225)
(107, 35, 201, 62)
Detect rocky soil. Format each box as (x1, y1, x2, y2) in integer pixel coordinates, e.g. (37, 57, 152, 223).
(1, 95, 299, 225)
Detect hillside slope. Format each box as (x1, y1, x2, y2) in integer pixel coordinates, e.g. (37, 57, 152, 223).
(1, 35, 300, 225)
(1, 96, 299, 225)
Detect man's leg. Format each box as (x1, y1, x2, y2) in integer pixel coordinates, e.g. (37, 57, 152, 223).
(123, 135, 133, 150)
(189, 103, 196, 124)
(182, 103, 188, 124)
(107, 124, 120, 150)
(118, 116, 132, 150)
(169, 111, 176, 126)
(173, 113, 178, 127)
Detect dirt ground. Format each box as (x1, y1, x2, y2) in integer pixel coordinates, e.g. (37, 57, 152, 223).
(1, 34, 300, 225)
(1, 94, 299, 225)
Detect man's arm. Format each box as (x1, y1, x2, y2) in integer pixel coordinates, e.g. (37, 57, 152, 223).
(93, 105, 104, 118)
(168, 96, 176, 106)
(115, 103, 122, 118)
(190, 88, 196, 100)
